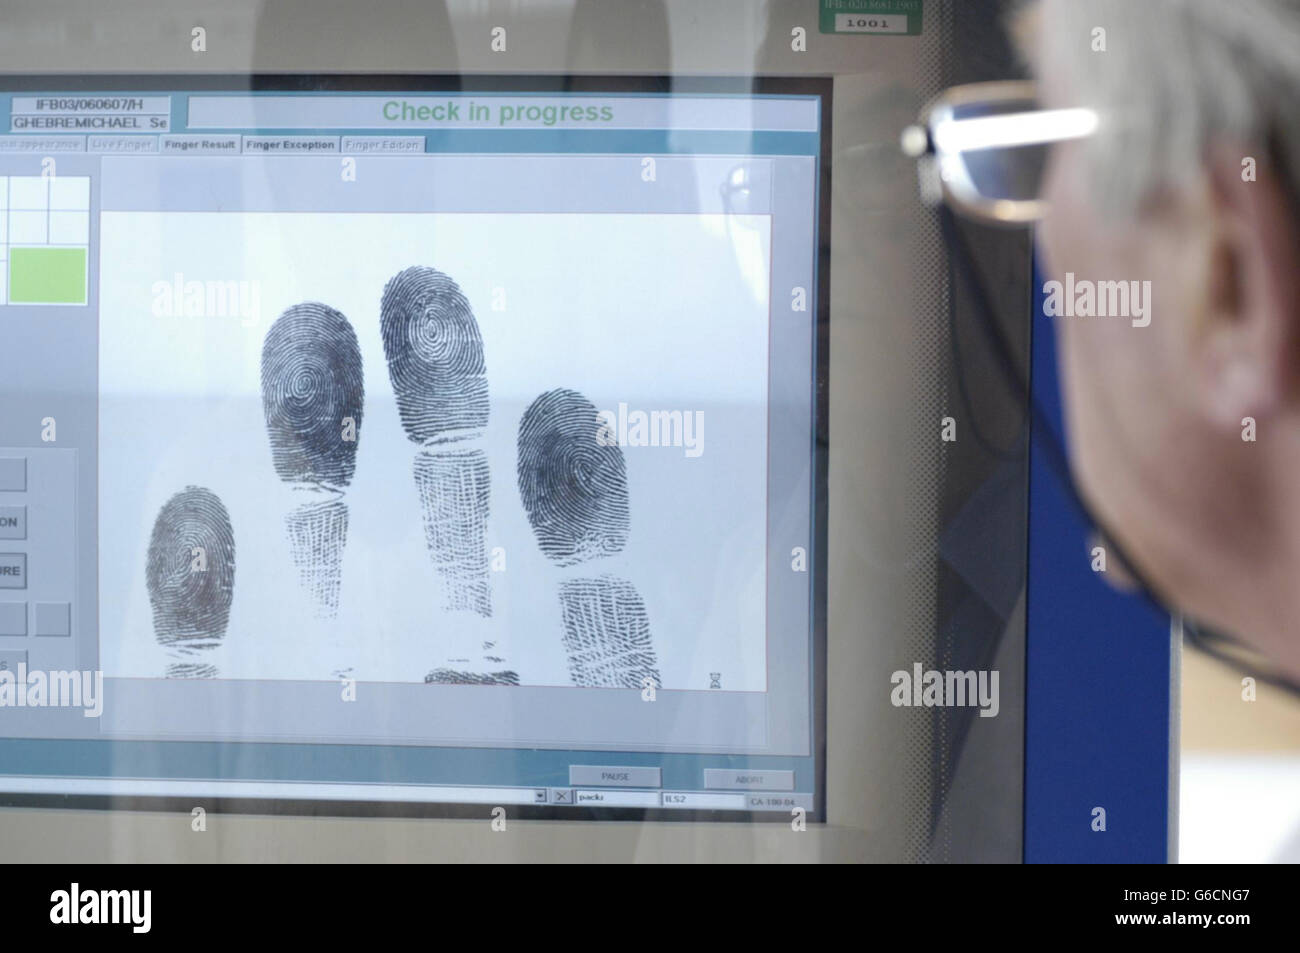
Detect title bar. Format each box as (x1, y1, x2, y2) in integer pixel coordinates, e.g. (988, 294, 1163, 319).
(186, 95, 818, 132)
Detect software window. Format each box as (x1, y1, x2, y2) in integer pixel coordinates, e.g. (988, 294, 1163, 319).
(0, 83, 827, 818)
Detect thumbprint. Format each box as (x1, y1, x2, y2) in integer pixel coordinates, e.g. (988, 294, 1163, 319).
(558, 576, 660, 689)
(381, 266, 494, 623)
(517, 388, 629, 566)
(146, 486, 235, 678)
(261, 302, 364, 618)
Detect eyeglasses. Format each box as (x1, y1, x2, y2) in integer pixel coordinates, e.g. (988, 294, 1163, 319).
(907, 81, 1300, 699)
(900, 80, 1098, 226)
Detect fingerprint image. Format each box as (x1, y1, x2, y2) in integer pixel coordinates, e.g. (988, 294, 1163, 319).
(261, 302, 364, 487)
(285, 498, 349, 619)
(414, 448, 491, 616)
(380, 266, 489, 444)
(517, 388, 630, 566)
(145, 486, 235, 679)
(382, 266, 495, 622)
(425, 668, 520, 686)
(261, 302, 364, 618)
(558, 576, 660, 689)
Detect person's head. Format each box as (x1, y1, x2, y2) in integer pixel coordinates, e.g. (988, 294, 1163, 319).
(1017, 0, 1300, 674)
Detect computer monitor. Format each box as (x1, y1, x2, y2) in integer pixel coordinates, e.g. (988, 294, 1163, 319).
(0, 73, 829, 822)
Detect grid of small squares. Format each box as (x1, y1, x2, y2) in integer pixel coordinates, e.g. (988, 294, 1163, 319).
(0, 175, 91, 305)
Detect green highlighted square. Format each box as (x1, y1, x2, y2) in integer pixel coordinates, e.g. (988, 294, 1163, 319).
(8, 246, 88, 305)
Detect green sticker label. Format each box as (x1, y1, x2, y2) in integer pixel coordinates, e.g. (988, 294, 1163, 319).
(819, 0, 922, 35)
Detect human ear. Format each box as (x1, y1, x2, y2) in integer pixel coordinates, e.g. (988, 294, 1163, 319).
(1192, 147, 1300, 430)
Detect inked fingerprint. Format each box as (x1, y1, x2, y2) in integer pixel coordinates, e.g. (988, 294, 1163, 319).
(261, 302, 364, 487)
(145, 486, 236, 679)
(414, 448, 491, 615)
(262, 302, 364, 617)
(425, 668, 521, 686)
(285, 497, 349, 619)
(380, 266, 489, 444)
(381, 265, 496, 625)
(517, 388, 630, 566)
(559, 575, 660, 689)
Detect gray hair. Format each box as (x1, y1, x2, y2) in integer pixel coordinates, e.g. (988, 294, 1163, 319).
(1019, 0, 1300, 215)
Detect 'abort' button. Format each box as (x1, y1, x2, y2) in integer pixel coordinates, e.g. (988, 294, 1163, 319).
(34, 602, 70, 637)
(0, 458, 25, 492)
(0, 505, 27, 539)
(0, 602, 26, 636)
(703, 769, 795, 791)
(0, 553, 26, 589)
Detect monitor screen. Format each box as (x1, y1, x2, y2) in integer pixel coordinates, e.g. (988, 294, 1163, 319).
(0, 78, 828, 820)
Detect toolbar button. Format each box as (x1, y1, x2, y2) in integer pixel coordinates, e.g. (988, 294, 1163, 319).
(703, 769, 795, 791)
(34, 602, 70, 637)
(0, 554, 26, 589)
(569, 765, 662, 788)
(0, 458, 25, 492)
(0, 505, 27, 539)
(0, 602, 25, 636)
